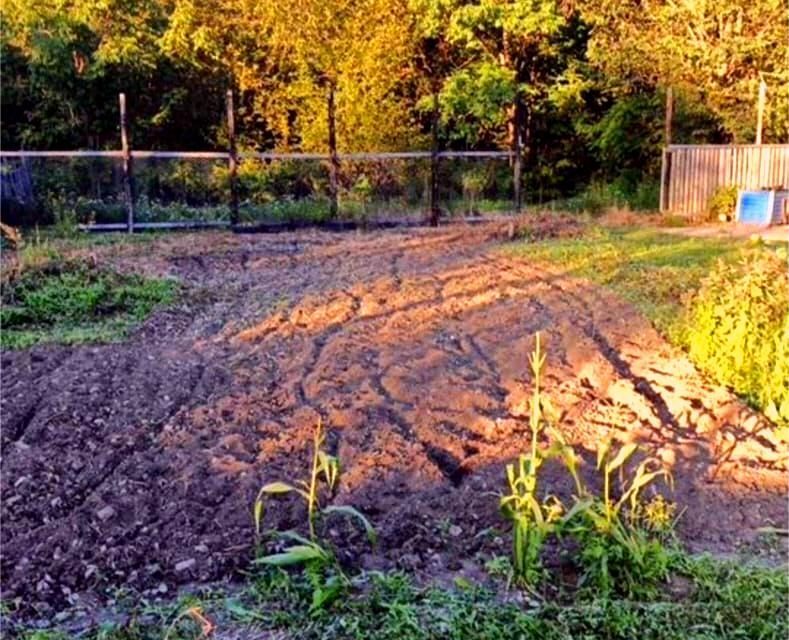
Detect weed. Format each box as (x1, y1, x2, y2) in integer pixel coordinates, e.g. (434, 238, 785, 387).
(706, 185, 738, 222)
(0, 260, 176, 349)
(683, 248, 789, 426)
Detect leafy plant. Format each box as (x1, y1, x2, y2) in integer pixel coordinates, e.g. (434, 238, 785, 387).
(1, 259, 176, 348)
(706, 185, 738, 222)
(253, 419, 376, 611)
(461, 168, 489, 215)
(568, 439, 675, 598)
(683, 248, 789, 426)
(499, 333, 573, 587)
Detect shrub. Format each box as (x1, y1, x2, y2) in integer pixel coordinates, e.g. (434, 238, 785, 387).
(683, 248, 789, 425)
(706, 186, 737, 222)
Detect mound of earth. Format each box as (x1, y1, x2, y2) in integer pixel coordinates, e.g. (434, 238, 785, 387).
(2, 224, 785, 619)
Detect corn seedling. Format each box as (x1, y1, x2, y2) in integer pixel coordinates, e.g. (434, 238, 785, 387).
(253, 419, 376, 610)
(567, 439, 676, 597)
(499, 333, 571, 586)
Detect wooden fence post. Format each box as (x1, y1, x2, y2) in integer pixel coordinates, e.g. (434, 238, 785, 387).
(659, 148, 670, 212)
(327, 86, 339, 218)
(226, 89, 239, 225)
(428, 91, 440, 226)
(664, 87, 673, 147)
(119, 93, 135, 233)
(756, 79, 766, 145)
(513, 132, 522, 214)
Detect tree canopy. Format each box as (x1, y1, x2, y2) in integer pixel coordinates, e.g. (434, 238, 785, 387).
(2, 0, 787, 184)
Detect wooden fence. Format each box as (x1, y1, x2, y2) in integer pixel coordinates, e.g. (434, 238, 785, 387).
(660, 144, 789, 216)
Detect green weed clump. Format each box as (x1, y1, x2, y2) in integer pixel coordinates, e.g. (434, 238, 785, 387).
(1, 260, 176, 348)
(17, 557, 788, 640)
(683, 248, 789, 425)
(706, 185, 737, 221)
(569, 440, 676, 599)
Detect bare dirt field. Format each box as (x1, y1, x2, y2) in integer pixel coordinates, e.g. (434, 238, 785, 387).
(2, 224, 786, 618)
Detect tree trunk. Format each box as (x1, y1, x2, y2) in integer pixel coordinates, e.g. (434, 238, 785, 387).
(327, 86, 339, 219)
(509, 96, 525, 213)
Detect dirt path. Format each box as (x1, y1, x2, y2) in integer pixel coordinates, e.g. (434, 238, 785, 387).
(2, 226, 786, 618)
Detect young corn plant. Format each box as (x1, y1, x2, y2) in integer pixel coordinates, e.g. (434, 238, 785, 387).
(499, 333, 571, 587)
(570, 438, 676, 598)
(253, 419, 376, 611)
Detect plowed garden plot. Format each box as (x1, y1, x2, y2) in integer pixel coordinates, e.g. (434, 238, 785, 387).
(2, 226, 786, 618)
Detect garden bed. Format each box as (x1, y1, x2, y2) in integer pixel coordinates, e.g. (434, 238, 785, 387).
(1, 223, 786, 633)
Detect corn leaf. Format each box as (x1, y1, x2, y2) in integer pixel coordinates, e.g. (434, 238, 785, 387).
(323, 504, 377, 546)
(260, 481, 299, 494)
(256, 544, 327, 566)
(253, 499, 264, 536)
(597, 439, 612, 470)
(605, 443, 638, 474)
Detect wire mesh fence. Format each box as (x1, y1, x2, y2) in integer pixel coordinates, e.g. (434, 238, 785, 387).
(0, 151, 519, 231)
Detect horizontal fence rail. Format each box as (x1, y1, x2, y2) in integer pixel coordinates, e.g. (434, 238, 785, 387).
(0, 150, 513, 160)
(660, 144, 789, 216)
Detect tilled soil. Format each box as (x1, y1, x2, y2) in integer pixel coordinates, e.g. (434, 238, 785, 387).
(2, 225, 786, 619)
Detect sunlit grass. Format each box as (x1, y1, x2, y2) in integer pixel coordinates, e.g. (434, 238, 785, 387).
(505, 226, 743, 338)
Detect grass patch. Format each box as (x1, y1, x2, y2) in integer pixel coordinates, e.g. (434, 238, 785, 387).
(1, 260, 176, 349)
(505, 226, 743, 338)
(506, 226, 788, 425)
(13, 555, 788, 639)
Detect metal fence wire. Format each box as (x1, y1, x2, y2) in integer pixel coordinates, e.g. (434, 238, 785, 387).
(0, 150, 519, 230)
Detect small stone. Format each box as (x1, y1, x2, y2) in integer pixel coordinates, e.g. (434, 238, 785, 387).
(448, 525, 462, 538)
(175, 558, 196, 572)
(194, 544, 209, 554)
(157, 583, 168, 594)
(96, 506, 116, 521)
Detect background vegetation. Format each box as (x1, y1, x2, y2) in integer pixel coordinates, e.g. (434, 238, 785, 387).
(2, 0, 787, 215)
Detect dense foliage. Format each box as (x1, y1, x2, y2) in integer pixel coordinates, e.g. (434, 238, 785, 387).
(684, 248, 789, 425)
(2, 0, 786, 200)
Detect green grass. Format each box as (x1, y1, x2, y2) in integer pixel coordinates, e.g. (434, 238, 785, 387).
(1, 260, 176, 349)
(12, 554, 788, 640)
(506, 226, 744, 339)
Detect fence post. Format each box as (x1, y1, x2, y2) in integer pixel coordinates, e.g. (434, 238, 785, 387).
(513, 133, 522, 214)
(659, 148, 670, 212)
(119, 93, 135, 233)
(428, 91, 440, 226)
(327, 86, 339, 218)
(664, 87, 673, 147)
(226, 89, 239, 225)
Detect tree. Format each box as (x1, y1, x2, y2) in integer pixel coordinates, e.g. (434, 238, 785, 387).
(164, 0, 421, 153)
(1, 0, 227, 149)
(412, 0, 583, 153)
(579, 0, 789, 142)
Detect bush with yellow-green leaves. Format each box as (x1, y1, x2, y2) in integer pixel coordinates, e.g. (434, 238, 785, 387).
(683, 247, 789, 426)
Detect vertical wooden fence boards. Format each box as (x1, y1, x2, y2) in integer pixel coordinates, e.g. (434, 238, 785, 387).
(661, 144, 789, 217)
